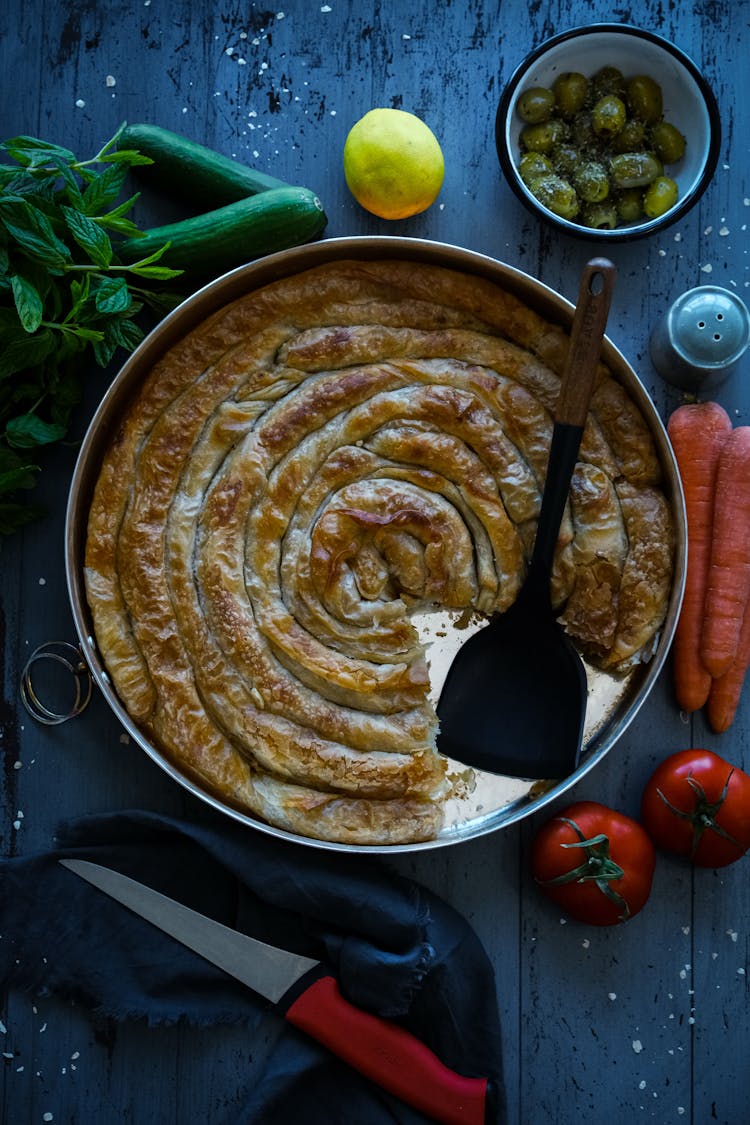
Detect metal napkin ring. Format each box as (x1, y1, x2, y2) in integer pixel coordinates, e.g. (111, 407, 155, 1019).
(19, 641, 93, 725)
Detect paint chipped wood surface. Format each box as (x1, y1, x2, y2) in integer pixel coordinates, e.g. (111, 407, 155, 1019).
(2, 1, 749, 1122)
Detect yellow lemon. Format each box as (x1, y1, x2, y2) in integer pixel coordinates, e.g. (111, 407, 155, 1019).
(343, 108, 445, 220)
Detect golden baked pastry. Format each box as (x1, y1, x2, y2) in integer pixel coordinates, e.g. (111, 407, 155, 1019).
(84, 258, 674, 845)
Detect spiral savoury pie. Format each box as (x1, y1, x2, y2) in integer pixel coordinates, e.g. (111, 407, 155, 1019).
(85, 259, 674, 845)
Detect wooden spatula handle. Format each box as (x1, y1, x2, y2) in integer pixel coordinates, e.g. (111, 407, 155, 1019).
(555, 257, 616, 427)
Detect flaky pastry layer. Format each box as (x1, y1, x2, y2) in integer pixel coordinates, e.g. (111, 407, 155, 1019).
(85, 259, 674, 845)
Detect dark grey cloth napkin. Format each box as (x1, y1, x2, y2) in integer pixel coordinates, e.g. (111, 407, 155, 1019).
(0, 809, 504, 1123)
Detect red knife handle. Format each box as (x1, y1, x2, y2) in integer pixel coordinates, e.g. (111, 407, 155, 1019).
(280, 970, 492, 1125)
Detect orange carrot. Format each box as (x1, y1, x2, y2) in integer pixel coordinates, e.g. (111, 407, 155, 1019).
(706, 587, 750, 731)
(667, 401, 732, 712)
(701, 426, 750, 677)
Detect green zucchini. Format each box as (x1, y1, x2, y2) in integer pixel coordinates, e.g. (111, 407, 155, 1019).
(118, 122, 291, 207)
(117, 185, 327, 277)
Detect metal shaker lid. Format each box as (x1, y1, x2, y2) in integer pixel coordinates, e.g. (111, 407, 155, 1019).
(667, 285, 749, 369)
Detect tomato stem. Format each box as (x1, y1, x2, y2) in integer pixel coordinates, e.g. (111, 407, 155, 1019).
(656, 769, 743, 857)
(535, 818, 631, 921)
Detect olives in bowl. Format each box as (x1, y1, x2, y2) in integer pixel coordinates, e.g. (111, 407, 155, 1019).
(496, 24, 721, 241)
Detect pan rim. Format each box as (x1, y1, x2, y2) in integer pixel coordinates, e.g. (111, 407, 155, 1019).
(65, 235, 686, 854)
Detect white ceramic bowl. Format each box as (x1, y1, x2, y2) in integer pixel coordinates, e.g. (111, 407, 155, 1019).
(495, 24, 721, 241)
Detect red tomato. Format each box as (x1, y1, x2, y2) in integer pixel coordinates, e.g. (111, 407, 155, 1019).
(640, 749, 750, 867)
(530, 801, 656, 926)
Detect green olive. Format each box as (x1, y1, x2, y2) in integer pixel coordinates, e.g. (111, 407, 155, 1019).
(614, 187, 645, 224)
(611, 118, 646, 154)
(518, 151, 554, 184)
(643, 175, 679, 218)
(592, 94, 627, 138)
(581, 201, 619, 230)
(553, 71, 589, 118)
(550, 143, 581, 177)
(569, 109, 597, 150)
(650, 121, 686, 163)
(528, 173, 579, 220)
(517, 86, 556, 123)
(591, 66, 626, 100)
(609, 151, 663, 189)
(626, 75, 664, 123)
(573, 160, 610, 203)
(519, 119, 568, 154)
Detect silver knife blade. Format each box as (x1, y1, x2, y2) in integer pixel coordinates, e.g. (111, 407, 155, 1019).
(60, 857, 320, 1003)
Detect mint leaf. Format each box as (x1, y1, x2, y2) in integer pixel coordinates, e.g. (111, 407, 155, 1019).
(11, 274, 45, 332)
(107, 316, 144, 351)
(6, 412, 68, 448)
(0, 462, 39, 492)
(61, 205, 113, 267)
(127, 263, 184, 279)
(0, 328, 55, 380)
(99, 149, 155, 167)
(93, 274, 131, 314)
(0, 197, 71, 267)
(81, 162, 129, 213)
(1, 136, 77, 166)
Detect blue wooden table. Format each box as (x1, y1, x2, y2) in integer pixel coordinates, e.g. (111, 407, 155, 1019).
(2, 1, 749, 1122)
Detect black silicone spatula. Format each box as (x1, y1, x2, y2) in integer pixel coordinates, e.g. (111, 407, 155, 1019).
(436, 257, 616, 779)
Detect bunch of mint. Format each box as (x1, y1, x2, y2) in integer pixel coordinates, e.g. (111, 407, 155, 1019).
(0, 123, 182, 535)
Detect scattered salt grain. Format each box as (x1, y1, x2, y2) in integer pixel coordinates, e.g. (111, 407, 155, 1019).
(321, 4, 332, 10)
(639, 1080, 647, 1090)
(43, 1115, 53, 1123)
(682, 926, 690, 935)
(582, 939, 590, 949)
(701, 263, 713, 273)
(719, 227, 730, 236)
(38, 577, 46, 586)
(608, 993, 617, 1001)
(75, 99, 85, 109)
(632, 1039, 643, 1053)
(727, 930, 738, 942)
(71, 1052, 79, 1060)
(738, 968, 746, 976)
(105, 75, 116, 88)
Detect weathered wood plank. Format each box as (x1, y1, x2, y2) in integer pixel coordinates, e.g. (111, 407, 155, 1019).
(2, 0, 749, 1122)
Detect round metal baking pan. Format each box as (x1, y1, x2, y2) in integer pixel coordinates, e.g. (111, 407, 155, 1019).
(65, 236, 687, 853)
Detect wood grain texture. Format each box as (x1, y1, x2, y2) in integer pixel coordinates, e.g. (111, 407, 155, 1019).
(2, 0, 749, 1122)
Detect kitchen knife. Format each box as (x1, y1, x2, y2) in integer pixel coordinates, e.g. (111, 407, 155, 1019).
(60, 858, 493, 1125)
